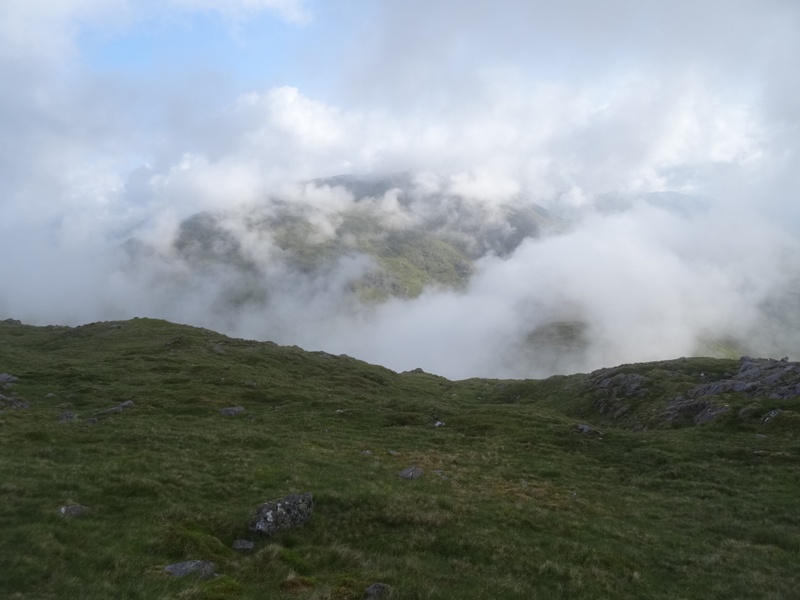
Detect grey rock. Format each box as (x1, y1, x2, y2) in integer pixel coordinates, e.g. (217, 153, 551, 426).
(163, 560, 216, 579)
(58, 411, 78, 422)
(593, 372, 648, 397)
(232, 539, 255, 551)
(360, 450, 373, 456)
(664, 396, 724, 424)
(58, 504, 90, 518)
(399, 466, 423, 480)
(763, 372, 786, 385)
(762, 409, 782, 423)
(613, 404, 631, 419)
(219, 406, 245, 417)
(364, 582, 392, 598)
(687, 380, 737, 398)
(249, 492, 314, 536)
(693, 404, 729, 425)
(0, 373, 18, 387)
(434, 420, 445, 427)
(0, 393, 29, 410)
(2, 318, 21, 325)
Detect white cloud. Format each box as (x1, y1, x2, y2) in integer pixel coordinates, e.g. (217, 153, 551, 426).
(1, 0, 799, 376)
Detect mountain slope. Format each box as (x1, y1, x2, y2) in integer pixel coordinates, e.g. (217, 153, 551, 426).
(1, 318, 799, 599)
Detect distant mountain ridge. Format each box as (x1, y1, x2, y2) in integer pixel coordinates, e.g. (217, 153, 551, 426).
(118, 172, 799, 377)
(127, 171, 559, 304)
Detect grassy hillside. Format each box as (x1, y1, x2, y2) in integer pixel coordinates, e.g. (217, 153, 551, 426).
(1, 318, 799, 599)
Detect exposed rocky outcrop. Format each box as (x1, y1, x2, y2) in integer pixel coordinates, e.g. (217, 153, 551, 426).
(398, 466, 423, 480)
(249, 492, 314, 536)
(662, 357, 800, 425)
(0, 373, 19, 388)
(219, 406, 245, 416)
(0, 394, 29, 410)
(588, 369, 648, 420)
(663, 397, 729, 425)
(685, 357, 800, 400)
(591, 370, 649, 398)
(0, 373, 28, 411)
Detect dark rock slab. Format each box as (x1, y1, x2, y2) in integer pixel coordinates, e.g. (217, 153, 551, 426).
(163, 560, 216, 579)
(249, 492, 314, 536)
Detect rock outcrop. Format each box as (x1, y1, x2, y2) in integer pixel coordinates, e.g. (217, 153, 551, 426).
(693, 357, 800, 400)
(663, 357, 800, 425)
(398, 466, 423, 480)
(249, 492, 314, 536)
(591, 370, 648, 398)
(0, 373, 28, 411)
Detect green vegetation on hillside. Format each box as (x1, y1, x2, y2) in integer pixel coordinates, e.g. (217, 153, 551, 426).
(1, 318, 799, 599)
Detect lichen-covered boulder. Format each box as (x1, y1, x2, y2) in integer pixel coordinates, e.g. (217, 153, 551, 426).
(249, 492, 313, 536)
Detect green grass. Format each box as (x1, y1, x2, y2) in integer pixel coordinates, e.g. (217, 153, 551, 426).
(1, 318, 798, 599)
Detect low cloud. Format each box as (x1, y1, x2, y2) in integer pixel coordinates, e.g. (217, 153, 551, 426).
(1, 1, 799, 378)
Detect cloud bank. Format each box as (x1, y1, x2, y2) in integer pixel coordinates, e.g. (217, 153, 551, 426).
(1, 0, 799, 378)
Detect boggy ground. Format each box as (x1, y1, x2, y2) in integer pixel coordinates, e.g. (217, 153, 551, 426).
(0, 318, 798, 599)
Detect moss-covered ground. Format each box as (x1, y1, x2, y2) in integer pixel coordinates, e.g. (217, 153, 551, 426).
(0, 318, 798, 599)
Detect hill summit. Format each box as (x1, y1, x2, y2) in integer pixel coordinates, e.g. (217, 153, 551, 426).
(1, 317, 799, 599)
